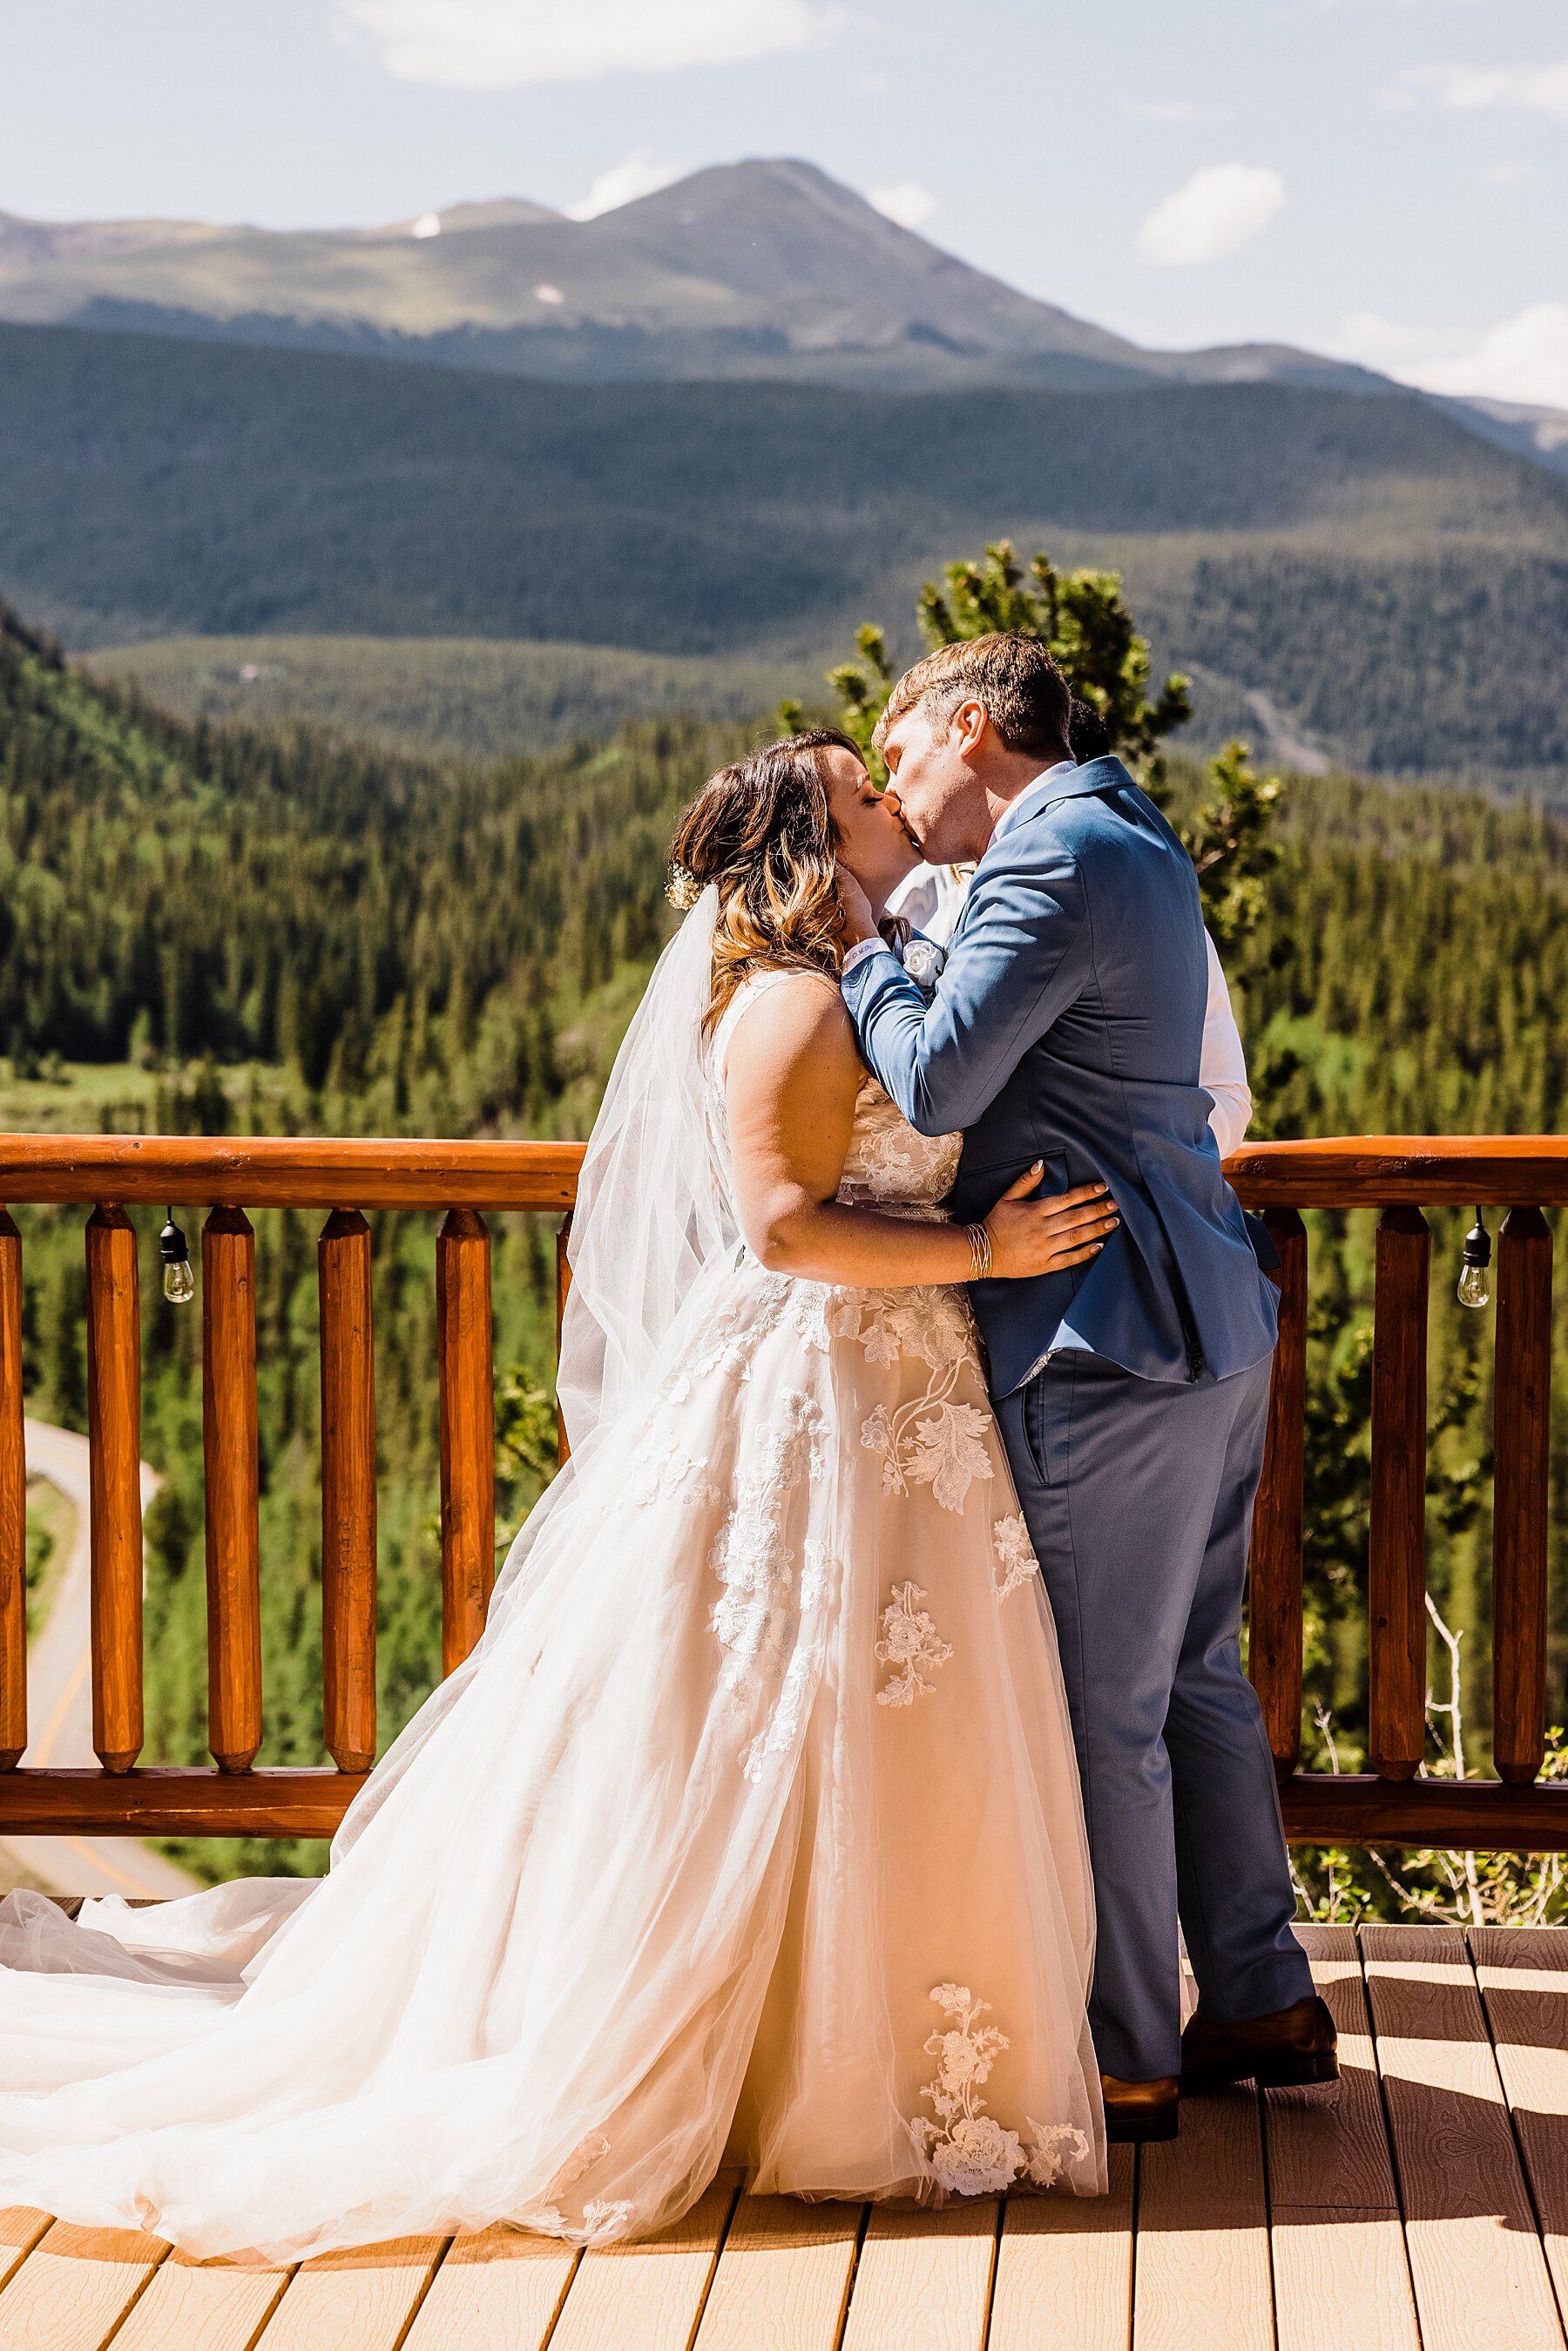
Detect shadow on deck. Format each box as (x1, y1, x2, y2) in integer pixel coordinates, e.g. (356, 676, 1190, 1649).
(4, 1921, 1568, 2348)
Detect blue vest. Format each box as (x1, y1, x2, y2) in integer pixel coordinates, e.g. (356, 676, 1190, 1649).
(841, 757, 1279, 1395)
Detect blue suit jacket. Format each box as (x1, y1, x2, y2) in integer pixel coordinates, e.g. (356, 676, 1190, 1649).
(841, 756, 1279, 1396)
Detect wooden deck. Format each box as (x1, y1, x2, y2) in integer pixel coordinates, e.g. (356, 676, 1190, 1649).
(3, 1922, 1568, 2349)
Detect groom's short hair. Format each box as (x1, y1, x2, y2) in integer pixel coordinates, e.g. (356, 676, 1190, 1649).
(874, 633, 1073, 762)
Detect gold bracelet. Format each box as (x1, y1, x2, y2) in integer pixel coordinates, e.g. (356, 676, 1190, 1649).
(965, 1221, 994, 1280)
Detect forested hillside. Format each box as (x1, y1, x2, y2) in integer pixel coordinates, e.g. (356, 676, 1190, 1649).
(84, 633, 801, 762)
(4, 320, 1565, 787)
(0, 598, 728, 1875)
(3, 597, 1567, 1882)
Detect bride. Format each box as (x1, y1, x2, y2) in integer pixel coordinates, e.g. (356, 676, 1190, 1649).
(0, 728, 1118, 2260)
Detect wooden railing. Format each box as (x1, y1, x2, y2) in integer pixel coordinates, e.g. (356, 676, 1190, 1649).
(0, 1133, 1560, 1851)
(1231, 1138, 1563, 1851)
(0, 1137, 580, 1839)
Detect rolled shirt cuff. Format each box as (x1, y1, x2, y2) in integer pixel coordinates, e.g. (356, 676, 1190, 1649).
(841, 937, 896, 978)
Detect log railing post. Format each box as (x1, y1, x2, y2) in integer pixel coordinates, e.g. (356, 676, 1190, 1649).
(1247, 1207, 1307, 1782)
(436, 1207, 493, 1677)
(0, 1210, 24, 1768)
(202, 1207, 262, 1772)
(1369, 1205, 1430, 1781)
(319, 1209, 377, 1773)
(1492, 1205, 1552, 1787)
(556, 1211, 572, 1468)
(85, 1204, 144, 1773)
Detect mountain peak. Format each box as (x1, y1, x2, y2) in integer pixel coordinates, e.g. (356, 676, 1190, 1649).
(4, 156, 1558, 464)
(379, 196, 563, 238)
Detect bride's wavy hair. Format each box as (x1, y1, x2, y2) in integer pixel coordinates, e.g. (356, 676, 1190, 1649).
(669, 728, 862, 1038)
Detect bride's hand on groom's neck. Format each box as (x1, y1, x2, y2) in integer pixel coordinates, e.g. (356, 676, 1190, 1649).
(835, 865, 880, 947)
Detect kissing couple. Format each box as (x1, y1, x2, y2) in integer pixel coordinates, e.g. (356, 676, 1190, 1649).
(0, 632, 1335, 2260)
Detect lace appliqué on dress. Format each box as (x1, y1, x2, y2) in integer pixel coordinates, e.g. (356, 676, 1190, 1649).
(582, 2198, 635, 2239)
(836, 1076, 962, 1208)
(909, 1984, 1091, 2197)
(704, 1395, 837, 1778)
(631, 1447, 720, 1509)
(836, 1284, 972, 1374)
(875, 1582, 953, 1707)
(991, 1514, 1038, 1603)
(847, 1286, 993, 1516)
(709, 1389, 829, 1665)
(537, 2131, 626, 2239)
(739, 1537, 840, 1782)
(862, 1396, 995, 1514)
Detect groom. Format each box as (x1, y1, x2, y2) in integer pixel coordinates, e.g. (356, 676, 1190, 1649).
(838, 633, 1335, 2143)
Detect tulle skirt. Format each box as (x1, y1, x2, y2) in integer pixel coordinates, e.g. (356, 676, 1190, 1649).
(0, 1254, 1103, 2259)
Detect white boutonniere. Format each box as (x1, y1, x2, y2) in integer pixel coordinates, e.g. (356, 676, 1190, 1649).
(902, 935, 947, 998)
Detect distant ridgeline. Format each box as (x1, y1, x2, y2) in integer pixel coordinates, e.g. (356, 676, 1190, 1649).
(2, 319, 1566, 789)
(3, 598, 1568, 1883)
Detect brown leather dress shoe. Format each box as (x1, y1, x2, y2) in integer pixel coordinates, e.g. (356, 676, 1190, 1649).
(1180, 1994, 1339, 2092)
(1101, 2073, 1179, 2143)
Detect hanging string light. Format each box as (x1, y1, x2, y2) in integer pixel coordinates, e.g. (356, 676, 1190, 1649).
(159, 1209, 195, 1305)
(1456, 1209, 1491, 1311)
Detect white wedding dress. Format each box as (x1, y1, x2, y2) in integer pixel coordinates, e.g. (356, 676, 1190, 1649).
(0, 943, 1103, 2261)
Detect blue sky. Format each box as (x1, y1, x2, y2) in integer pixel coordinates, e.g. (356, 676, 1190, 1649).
(3, 0, 1564, 404)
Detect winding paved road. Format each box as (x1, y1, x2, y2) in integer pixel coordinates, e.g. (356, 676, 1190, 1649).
(1, 1422, 199, 1899)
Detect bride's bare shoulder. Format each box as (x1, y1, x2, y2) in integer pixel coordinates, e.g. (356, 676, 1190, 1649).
(720, 966, 858, 1094)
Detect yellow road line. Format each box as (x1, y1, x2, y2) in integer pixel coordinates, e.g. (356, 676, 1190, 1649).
(32, 1642, 90, 1769)
(30, 1645, 90, 1767)
(62, 1835, 159, 1896)
(29, 1646, 176, 1899)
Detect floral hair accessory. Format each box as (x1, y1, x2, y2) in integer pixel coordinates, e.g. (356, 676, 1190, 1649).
(666, 863, 703, 911)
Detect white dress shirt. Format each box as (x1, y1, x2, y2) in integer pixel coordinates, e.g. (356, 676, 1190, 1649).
(843, 762, 1253, 1156)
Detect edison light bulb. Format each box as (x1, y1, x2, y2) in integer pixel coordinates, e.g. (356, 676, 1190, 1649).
(1456, 1211, 1490, 1311)
(159, 1215, 195, 1305)
(1456, 1260, 1490, 1311)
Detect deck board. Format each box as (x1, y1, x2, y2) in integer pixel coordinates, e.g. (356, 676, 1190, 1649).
(838, 2198, 998, 2351)
(1266, 1923, 1419, 2351)
(0, 2219, 168, 2351)
(693, 2192, 863, 2351)
(988, 2147, 1134, 2351)
(1470, 1926, 1568, 2325)
(252, 2234, 449, 2351)
(1135, 2087, 1273, 2351)
(401, 2225, 578, 2351)
(0, 2210, 50, 2297)
(4, 1925, 1568, 2342)
(108, 2246, 294, 2351)
(548, 2171, 740, 2351)
(1361, 1921, 1565, 2351)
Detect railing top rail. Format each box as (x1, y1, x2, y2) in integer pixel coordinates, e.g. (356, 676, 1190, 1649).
(0, 1134, 586, 1211)
(0, 1131, 1563, 1215)
(1227, 1136, 1568, 1209)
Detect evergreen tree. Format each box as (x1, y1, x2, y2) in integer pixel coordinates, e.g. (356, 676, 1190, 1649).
(783, 538, 1281, 944)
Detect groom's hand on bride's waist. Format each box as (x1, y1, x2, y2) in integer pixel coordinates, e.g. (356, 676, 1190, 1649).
(983, 1170, 1119, 1282)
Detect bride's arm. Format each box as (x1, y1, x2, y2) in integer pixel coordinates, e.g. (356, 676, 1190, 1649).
(725, 973, 1118, 1288)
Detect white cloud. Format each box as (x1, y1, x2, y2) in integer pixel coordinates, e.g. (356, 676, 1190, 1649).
(1338, 303, 1568, 410)
(1136, 165, 1286, 268)
(335, 0, 831, 90)
(1400, 60, 1568, 122)
(1338, 311, 1466, 367)
(868, 182, 936, 231)
(1477, 159, 1537, 186)
(567, 149, 684, 220)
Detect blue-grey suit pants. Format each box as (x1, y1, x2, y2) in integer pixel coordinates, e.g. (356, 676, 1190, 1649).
(996, 1349, 1312, 2082)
